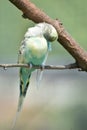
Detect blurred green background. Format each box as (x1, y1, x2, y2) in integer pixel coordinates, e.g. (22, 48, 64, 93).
(0, 0, 87, 130)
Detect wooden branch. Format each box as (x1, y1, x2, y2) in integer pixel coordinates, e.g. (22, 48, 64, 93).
(0, 63, 79, 70)
(8, 0, 87, 71)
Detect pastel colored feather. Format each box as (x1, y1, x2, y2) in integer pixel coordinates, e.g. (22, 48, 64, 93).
(12, 22, 58, 129)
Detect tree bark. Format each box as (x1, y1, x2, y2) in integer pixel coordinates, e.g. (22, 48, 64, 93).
(9, 0, 87, 71)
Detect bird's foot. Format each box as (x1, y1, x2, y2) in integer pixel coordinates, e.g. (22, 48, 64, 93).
(28, 63, 33, 69)
(40, 64, 45, 71)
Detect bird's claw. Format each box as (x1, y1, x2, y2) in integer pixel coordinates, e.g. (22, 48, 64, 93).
(28, 63, 33, 69)
(40, 64, 45, 71)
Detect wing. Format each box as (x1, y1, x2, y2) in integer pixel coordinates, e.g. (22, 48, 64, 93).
(18, 39, 27, 64)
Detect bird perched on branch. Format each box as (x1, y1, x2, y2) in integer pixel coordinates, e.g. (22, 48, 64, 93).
(12, 22, 58, 129)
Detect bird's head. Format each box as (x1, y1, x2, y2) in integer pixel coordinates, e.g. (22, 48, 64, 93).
(37, 23, 58, 42)
(24, 22, 58, 42)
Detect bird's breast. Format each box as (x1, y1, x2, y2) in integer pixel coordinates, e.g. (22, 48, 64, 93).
(25, 37, 48, 64)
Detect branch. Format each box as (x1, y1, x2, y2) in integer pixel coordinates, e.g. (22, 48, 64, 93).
(8, 0, 87, 71)
(0, 63, 79, 70)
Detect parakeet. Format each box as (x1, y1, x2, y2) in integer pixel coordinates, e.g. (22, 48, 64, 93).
(12, 22, 58, 129)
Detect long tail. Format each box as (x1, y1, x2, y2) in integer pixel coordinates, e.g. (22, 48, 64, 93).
(11, 68, 31, 130)
(11, 95, 24, 130)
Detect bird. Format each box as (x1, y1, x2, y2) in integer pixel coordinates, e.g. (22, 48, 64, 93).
(12, 22, 58, 129)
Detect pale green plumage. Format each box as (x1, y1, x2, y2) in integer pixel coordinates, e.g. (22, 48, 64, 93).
(18, 36, 48, 111)
(19, 36, 48, 64)
(12, 22, 58, 129)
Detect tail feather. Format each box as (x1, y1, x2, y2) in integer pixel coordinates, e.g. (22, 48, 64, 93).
(11, 68, 31, 130)
(36, 69, 43, 89)
(11, 95, 24, 130)
(36, 51, 48, 89)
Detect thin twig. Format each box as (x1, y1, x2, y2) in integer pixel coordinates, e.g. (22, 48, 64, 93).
(0, 63, 79, 70)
